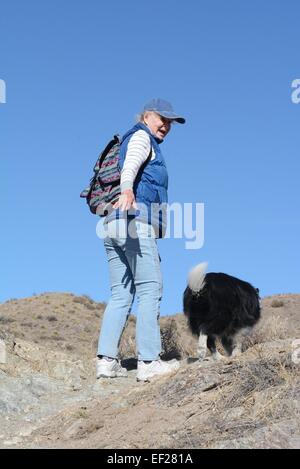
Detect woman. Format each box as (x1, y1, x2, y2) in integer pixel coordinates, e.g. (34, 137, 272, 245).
(96, 98, 185, 382)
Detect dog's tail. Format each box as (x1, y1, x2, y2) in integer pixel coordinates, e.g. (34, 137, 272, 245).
(188, 262, 208, 293)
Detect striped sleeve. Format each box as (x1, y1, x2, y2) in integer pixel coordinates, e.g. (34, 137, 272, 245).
(120, 129, 151, 191)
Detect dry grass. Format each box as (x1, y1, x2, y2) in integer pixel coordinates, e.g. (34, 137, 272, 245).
(208, 350, 300, 440)
(249, 314, 289, 345)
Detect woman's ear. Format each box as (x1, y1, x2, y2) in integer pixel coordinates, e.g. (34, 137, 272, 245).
(143, 111, 149, 126)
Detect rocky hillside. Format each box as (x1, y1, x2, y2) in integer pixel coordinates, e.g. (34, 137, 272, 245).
(0, 293, 299, 448)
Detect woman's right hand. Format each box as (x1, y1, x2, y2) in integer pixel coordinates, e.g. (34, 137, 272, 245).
(113, 189, 137, 211)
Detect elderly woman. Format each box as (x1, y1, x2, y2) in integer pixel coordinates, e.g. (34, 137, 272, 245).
(96, 98, 185, 382)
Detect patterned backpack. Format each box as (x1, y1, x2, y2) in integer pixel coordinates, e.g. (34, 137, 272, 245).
(80, 135, 121, 216)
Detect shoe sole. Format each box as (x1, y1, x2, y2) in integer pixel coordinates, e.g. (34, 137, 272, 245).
(136, 368, 180, 382)
(97, 372, 128, 379)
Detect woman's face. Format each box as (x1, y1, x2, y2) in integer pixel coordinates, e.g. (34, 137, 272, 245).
(144, 112, 173, 139)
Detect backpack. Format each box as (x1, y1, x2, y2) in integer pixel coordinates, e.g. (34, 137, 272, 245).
(80, 134, 122, 216)
(81, 132, 153, 217)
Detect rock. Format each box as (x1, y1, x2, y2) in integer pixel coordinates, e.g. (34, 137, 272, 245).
(0, 331, 15, 354)
(50, 360, 84, 390)
(3, 436, 23, 446)
(0, 340, 6, 364)
(13, 338, 86, 388)
(224, 406, 245, 420)
(14, 339, 41, 363)
(63, 420, 85, 439)
(19, 426, 36, 437)
(0, 371, 69, 416)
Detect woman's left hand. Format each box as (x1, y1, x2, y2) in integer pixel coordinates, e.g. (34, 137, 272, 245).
(113, 189, 137, 211)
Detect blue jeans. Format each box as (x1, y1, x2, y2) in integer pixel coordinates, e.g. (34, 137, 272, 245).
(97, 219, 163, 361)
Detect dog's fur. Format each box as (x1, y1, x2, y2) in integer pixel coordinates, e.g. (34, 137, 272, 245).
(183, 262, 261, 360)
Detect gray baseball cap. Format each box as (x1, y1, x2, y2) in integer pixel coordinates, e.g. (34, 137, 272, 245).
(143, 98, 186, 124)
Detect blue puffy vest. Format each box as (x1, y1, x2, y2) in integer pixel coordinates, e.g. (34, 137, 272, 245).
(104, 122, 168, 237)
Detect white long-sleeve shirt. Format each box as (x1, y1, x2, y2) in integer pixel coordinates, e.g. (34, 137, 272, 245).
(120, 129, 153, 191)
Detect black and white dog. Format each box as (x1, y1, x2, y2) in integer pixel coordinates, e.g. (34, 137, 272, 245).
(183, 263, 261, 360)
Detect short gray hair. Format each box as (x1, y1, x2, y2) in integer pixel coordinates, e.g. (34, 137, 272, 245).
(135, 111, 148, 123)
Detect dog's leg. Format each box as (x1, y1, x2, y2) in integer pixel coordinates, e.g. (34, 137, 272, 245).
(197, 333, 208, 360)
(221, 335, 234, 356)
(207, 336, 225, 361)
(231, 343, 242, 357)
(231, 327, 252, 356)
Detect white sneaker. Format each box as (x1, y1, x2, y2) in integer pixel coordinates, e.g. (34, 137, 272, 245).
(136, 359, 180, 382)
(96, 357, 128, 378)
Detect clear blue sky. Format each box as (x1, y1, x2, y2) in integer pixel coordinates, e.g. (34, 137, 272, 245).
(1, 0, 299, 315)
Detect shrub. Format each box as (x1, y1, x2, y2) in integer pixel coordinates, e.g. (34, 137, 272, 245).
(0, 316, 15, 324)
(270, 299, 285, 308)
(160, 319, 183, 360)
(47, 315, 58, 322)
(20, 322, 33, 328)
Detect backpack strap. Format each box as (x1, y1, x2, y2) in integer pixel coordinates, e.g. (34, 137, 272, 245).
(95, 134, 120, 171)
(83, 135, 120, 200)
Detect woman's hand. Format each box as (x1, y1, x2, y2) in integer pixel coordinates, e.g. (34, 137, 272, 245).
(113, 189, 137, 211)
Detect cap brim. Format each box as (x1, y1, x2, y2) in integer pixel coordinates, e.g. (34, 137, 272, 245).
(173, 117, 186, 124)
(145, 108, 186, 124)
(156, 111, 185, 124)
